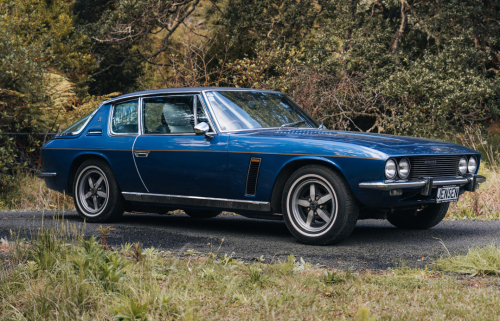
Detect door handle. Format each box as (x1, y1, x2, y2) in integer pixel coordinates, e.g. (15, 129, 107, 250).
(134, 151, 150, 157)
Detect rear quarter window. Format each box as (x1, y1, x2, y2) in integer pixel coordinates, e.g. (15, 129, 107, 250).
(59, 112, 94, 136)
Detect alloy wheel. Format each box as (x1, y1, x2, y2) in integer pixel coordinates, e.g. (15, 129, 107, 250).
(77, 167, 109, 216)
(290, 177, 337, 233)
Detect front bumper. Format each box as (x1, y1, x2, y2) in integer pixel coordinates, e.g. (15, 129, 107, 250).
(359, 174, 486, 193)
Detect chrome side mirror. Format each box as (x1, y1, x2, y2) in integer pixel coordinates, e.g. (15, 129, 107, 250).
(318, 121, 326, 130)
(194, 122, 213, 139)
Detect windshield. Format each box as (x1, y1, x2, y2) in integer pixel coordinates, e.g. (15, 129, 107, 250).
(205, 91, 318, 131)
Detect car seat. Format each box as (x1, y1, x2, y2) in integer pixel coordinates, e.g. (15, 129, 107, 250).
(155, 113, 170, 133)
(162, 103, 194, 133)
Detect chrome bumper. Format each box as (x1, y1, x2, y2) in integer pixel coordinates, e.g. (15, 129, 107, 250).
(359, 175, 486, 192)
(36, 172, 57, 178)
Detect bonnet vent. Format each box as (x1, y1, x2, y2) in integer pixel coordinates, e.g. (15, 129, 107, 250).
(245, 158, 261, 196)
(274, 130, 337, 136)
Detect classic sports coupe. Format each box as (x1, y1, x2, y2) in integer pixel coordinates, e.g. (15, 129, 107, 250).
(38, 88, 486, 245)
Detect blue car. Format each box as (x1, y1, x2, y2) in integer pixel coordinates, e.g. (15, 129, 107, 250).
(38, 88, 486, 245)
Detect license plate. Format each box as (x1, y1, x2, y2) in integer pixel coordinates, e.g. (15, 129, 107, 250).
(436, 186, 460, 203)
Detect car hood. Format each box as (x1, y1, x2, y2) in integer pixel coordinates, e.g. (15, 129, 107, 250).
(238, 129, 478, 156)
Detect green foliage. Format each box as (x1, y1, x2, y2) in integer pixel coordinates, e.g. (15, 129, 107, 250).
(3, 0, 95, 95)
(110, 297, 149, 321)
(436, 243, 500, 276)
(0, 24, 41, 188)
(0, 0, 96, 188)
(323, 269, 345, 285)
(211, 0, 500, 136)
(247, 265, 269, 284)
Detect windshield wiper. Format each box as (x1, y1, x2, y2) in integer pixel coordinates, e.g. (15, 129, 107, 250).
(280, 120, 306, 129)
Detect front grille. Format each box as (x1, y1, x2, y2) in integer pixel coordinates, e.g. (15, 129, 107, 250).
(409, 155, 461, 179)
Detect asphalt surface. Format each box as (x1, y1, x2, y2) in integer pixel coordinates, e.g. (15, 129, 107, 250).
(1, 210, 499, 270)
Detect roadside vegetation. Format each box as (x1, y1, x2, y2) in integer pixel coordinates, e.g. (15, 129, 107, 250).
(1, 220, 500, 320)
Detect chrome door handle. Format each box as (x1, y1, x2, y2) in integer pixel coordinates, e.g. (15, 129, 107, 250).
(134, 151, 150, 157)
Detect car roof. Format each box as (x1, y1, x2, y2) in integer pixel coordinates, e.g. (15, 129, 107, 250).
(104, 87, 282, 104)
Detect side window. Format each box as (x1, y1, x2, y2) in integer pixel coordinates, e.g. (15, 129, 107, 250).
(143, 96, 195, 134)
(196, 96, 213, 132)
(112, 100, 138, 134)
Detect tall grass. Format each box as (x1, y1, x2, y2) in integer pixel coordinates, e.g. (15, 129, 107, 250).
(447, 166, 500, 220)
(447, 126, 500, 220)
(436, 244, 500, 276)
(1, 218, 500, 320)
(0, 172, 73, 211)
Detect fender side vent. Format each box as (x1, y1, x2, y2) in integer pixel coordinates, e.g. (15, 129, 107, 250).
(245, 158, 261, 196)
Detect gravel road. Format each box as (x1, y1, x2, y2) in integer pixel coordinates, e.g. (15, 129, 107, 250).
(1, 211, 499, 270)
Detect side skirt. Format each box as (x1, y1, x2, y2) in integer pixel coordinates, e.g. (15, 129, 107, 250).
(122, 192, 271, 212)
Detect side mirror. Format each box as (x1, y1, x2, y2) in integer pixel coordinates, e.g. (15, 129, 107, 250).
(194, 122, 213, 139)
(318, 121, 326, 130)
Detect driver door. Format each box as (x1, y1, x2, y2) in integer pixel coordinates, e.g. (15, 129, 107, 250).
(133, 95, 228, 198)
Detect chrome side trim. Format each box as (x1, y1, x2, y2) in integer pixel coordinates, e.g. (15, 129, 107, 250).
(36, 172, 57, 178)
(359, 175, 486, 191)
(122, 192, 271, 212)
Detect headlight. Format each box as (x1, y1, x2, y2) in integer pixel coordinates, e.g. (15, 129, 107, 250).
(385, 159, 397, 180)
(458, 156, 467, 175)
(398, 158, 410, 179)
(468, 156, 477, 173)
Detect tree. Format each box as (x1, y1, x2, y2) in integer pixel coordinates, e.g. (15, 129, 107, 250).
(210, 0, 500, 136)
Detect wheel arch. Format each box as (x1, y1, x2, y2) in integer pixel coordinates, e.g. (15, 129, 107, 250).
(68, 153, 113, 195)
(270, 157, 348, 213)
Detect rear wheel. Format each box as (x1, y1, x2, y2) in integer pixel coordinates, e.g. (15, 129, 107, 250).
(387, 203, 449, 229)
(281, 165, 359, 245)
(74, 159, 125, 223)
(183, 209, 221, 219)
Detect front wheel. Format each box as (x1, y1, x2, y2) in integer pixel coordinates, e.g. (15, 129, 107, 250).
(74, 159, 125, 223)
(387, 203, 449, 229)
(282, 165, 359, 245)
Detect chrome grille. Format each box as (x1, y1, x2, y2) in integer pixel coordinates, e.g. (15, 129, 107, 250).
(409, 156, 461, 179)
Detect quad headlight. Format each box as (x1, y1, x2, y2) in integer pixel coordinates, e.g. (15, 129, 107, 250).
(458, 156, 468, 175)
(468, 156, 477, 173)
(398, 158, 410, 179)
(385, 159, 397, 180)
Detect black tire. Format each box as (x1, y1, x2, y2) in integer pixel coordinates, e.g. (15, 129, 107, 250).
(183, 209, 221, 219)
(387, 203, 449, 229)
(281, 165, 359, 245)
(73, 159, 125, 223)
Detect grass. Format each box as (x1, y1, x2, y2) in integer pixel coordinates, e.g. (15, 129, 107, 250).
(447, 165, 500, 220)
(0, 172, 73, 211)
(436, 244, 500, 276)
(1, 219, 500, 320)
